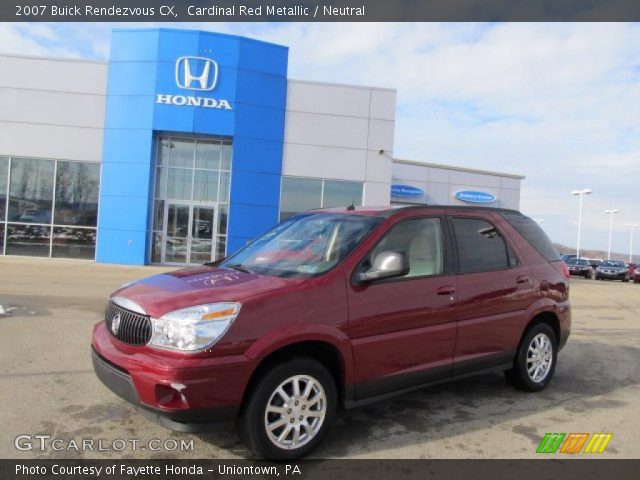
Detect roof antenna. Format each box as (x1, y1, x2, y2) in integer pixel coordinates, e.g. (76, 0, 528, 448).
(347, 197, 356, 211)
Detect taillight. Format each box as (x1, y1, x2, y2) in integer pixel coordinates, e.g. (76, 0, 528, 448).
(561, 263, 570, 279)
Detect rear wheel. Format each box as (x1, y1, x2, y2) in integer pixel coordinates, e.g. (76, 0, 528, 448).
(238, 357, 337, 459)
(505, 323, 557, 392)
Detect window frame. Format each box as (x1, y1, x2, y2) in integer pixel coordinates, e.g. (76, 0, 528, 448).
(352, 215, 454, 285)
(446, 215, 520, 275)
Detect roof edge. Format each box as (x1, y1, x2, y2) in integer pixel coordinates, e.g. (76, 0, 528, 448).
(393, 158, 525, 180)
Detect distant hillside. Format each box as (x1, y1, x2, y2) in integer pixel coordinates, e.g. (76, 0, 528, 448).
(553, 243, 637, 263)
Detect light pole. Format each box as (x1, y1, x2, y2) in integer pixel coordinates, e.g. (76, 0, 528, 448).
(625, 223, 638, 263)
(604, 209, 619, 260)
(571, 189, 592, 258)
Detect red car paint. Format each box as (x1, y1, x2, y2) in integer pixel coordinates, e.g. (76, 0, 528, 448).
(92, 206, 570, 424)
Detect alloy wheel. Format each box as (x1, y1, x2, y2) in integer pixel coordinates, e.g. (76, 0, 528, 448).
(264, 375, 327, 450)
(526, 333, 553, 383)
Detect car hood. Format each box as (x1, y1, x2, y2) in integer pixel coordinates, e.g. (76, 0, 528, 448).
(110, 266, 304, 318)
(599, 265, 625, 270)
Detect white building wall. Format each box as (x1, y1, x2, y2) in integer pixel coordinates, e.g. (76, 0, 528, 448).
(282, 79, 396, 206)
(0, 54, 107, 163)
(391, 160, 523, 210)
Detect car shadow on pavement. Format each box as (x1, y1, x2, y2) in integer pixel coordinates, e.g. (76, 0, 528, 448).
(195, 336, 640, 458)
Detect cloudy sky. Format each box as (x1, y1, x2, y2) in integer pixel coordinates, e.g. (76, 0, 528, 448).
(1, 22, 639, 254)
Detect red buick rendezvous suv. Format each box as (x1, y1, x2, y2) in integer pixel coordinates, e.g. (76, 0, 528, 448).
(92, 206, 570, 458)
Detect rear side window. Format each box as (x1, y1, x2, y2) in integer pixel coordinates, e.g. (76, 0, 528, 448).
(500, 212, 560, 262)
(452, 218, 510, 273)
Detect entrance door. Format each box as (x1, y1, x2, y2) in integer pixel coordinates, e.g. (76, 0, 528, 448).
(161, 202, 217, 264)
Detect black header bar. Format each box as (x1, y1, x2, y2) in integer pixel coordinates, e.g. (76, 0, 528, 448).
(5, 0, 640, 22)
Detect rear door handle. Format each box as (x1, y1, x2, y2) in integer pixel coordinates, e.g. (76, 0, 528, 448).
(516, 275, 531, 284)
(437, 286, 456, 295)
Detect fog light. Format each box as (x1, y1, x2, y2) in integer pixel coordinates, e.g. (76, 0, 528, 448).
(155, 384, 187, 408)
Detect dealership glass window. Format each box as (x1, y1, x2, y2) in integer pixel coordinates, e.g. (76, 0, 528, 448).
(452, 218, 510, 273)
(54, 161, 100, 226)
(152, 135, 232, 264)
(1, 156, 100, 259)
(0, 156, 8, 221)
(5, 224, 52, 257)
(323, 180, 363, 209)
(51, 227, 97, 260)
(279, 177, 364, 221)
(0, 157, 7, 254)
(8, 157, 55, 224)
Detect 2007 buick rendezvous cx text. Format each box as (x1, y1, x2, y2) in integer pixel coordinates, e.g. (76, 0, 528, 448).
(92, 205, 571, 459)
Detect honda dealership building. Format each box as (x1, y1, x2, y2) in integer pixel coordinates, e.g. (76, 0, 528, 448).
(0, 28, 523, 265)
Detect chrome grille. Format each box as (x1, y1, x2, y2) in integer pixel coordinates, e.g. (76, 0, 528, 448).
(104, 300, 152, 346)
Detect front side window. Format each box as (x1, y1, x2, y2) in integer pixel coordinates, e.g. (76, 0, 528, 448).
(452, 217, 510, 273)
(366, 217, 444, 278)
(221, 213, 381, 277)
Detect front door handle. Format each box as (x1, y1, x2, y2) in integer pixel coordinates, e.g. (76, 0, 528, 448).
(437, 286, 456, 295)
(516, 275, 531, 285)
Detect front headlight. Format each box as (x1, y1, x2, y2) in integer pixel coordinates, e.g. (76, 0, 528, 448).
(149, 302, 241, 352)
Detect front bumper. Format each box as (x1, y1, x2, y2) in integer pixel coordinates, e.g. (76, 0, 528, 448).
(568, 268, 590, 276)
(91, 323, 250, 431)
(597, 271, 626, 279)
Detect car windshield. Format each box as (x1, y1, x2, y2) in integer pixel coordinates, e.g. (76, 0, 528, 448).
(601, 260, 624, 267)
(220, 213, 382, 277)
(567, 259, 589, 266)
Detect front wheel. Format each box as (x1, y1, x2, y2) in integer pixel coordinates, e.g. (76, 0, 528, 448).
(505, 323, 557, 392)
(238, 357, 337, 459)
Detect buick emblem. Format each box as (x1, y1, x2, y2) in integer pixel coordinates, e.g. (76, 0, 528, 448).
(111, 313, 121, 335)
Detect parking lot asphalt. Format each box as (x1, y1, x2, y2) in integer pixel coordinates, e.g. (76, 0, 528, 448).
(1, 256, 639, 459)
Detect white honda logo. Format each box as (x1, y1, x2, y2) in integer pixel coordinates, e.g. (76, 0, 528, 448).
(111, 313, 121, 335)
(175, 56, 218, 91)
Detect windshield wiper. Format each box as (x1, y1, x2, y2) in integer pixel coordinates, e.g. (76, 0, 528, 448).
(224, 264, 254, 274)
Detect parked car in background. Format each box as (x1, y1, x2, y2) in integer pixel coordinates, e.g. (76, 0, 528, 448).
(92, 206, 571, 459)
(626, 263, 637, 277)
(565, 258, 594, 279)
(586, 258, 602, 272)
(560, 253, 577, 263)
(634, 269, 640, 284)
(595, 260, 630, 282)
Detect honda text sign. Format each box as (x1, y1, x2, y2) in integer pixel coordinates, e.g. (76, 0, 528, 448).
(156, 56, 232, 110)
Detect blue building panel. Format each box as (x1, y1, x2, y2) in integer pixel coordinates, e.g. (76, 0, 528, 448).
(101, 129, 154, 165)
(103, 95, 156, 130)
(97, 28, 289, 265)
(231, 137, 286, 175)
(227, 203, 280, 240)
(109, 29, 160, 62)
(235, 70, 288, 109)
(96, 229, 149, 265)
(106, 62, 158, 96)
(233, 104, 286, 141)
(230, 171, 281, 207)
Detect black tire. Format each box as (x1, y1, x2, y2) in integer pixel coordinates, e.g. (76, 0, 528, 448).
(238, 357, 337, 459)
(505, 323, 557, 392)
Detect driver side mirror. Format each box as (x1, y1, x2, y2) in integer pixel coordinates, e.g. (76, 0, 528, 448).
(357, 250, 407, 283)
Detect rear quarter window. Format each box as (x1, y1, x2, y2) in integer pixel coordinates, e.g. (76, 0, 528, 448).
(500, 212, 560, 262)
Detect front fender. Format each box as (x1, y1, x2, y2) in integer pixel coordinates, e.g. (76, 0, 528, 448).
(243, 323, 354, 385)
